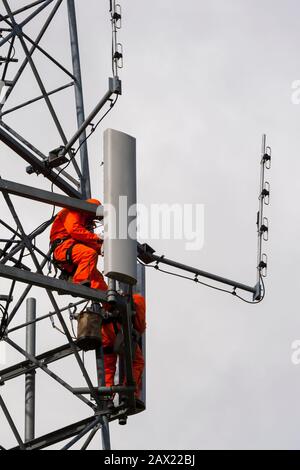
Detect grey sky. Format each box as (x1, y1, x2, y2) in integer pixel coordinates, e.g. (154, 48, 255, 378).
(0, 0, 300, 450)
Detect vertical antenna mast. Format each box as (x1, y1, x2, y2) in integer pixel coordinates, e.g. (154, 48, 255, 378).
(256, 134, 271, 298)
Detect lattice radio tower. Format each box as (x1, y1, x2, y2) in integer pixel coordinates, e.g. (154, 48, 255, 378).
(0, 0, 271, 451)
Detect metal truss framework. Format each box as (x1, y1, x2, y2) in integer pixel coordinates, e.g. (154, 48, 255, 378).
(0, 0, 131, 451)
(0, 0, 271, 452)
(0, 184, 142, 451)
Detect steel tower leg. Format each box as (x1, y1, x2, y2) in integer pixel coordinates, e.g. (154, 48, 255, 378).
(25, 298, 36, 443)
(95, 348, 111, 450)
(67, 0, 91, 199)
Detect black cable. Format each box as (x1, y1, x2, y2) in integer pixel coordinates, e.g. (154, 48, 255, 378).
(138, 259, 265, 304)
(81, 94, 119, 152)
(70, 317, 77, 339)
(233, 274, 265, 304)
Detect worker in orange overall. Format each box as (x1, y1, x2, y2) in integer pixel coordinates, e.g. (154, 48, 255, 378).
(102, 292, 146, 410)
(50, 199, 146, 407)
(50, 199, 106, 290)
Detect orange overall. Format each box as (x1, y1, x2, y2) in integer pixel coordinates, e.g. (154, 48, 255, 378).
(103, 293, 146, 398)
(50, 203, 146, 395)
(50, 201, 106, 291)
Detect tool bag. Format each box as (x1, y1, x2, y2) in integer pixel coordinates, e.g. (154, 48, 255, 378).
(77, 307, 102, 352)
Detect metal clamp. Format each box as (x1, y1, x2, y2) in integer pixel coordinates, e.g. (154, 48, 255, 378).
(111, 0, 124, 77)
(258, 253, 268, 278)
(114, 43, 124, 69)
(263, 146, 272, 170)
(256, 135, 271, 287)
(262, 181, 270, 206)
(113, 4, 122, 29)
(260, 217, 269, 242)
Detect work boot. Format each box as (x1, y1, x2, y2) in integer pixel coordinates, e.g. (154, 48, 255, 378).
(119, 415, 128, 426)
(126, 397, 145, 416)
(102, 397, 115, 413)
(135, 398, 145, 413)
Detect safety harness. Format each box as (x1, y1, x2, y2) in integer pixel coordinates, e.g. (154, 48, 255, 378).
(50, 237, 78, 278)
(102, 307, 141, 358)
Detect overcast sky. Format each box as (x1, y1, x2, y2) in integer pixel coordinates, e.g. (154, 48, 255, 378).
(0, 0, 300, 450)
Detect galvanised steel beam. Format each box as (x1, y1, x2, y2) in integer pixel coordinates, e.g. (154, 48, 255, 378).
(80, 426, 99, 450)
(0, 0, 56, 48)
(0, 82, 74, 117)
(0, 220, 53, 267)
(0, 343, 75, 383)
(0, 126, 80, 198)
(62, 88, 115, 157)
(2, 195, 103, 407)
(0, 122, 79, 187)
(1, 35, 15, 82)
(0, 1, 51, 21)
(0, 0, 63, 110)
(0, 15, 75, 82)
(0, 179, 103, 216)
(25, 298, 36, 443)
(5, 337, 94, 410)
(61, 417, 102, 451)
(8, 300, 87, 334)
(0, 248, 30, 271)
(0, 264, 108, 302)
(13, 31, 81, 177)
(0, 121, 50, 160)
(22, 32, 76, 81)
(73, 385, 136, 396)
(67, 0, 91, 199)
(9, 416, 97, 451)
(138, 243, 257, 295)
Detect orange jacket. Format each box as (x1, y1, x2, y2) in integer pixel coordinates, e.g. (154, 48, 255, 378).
(50, 208, 101, 252)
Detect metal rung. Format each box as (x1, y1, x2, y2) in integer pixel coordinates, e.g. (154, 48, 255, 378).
(73, 385, 136, 396)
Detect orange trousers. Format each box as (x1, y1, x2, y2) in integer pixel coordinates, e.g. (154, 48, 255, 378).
(54, 240, 107, 291)
(54, 240, 145, 395)
(102, 323, 145, 398)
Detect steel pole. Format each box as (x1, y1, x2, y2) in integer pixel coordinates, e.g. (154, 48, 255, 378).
(257, 134, 266, 285)
(95, 348, 111, 450)
(25, 298, 36, 442)
(67, 0, 91, 199)
(148, 253, 256, 295)
(62, 89, 113, 156)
